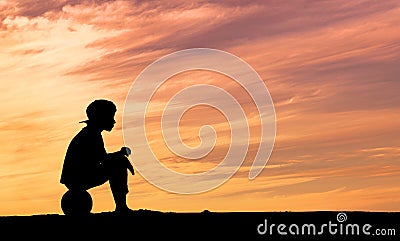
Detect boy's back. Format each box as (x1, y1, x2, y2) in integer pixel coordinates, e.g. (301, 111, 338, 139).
(60, 126, 107, 189)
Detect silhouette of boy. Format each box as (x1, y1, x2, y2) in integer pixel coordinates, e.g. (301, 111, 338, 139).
(60, 99, 135, 213)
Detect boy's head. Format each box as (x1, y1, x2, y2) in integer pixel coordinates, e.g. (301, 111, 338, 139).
(82, 99, 117, 131)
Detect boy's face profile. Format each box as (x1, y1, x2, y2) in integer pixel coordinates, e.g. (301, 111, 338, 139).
(99, 113, 116, 132)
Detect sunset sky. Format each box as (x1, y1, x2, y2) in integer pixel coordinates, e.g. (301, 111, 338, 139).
(1, 0, 400, 216)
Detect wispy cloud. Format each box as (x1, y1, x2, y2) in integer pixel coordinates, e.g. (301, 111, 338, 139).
(1, 0, 399, 215)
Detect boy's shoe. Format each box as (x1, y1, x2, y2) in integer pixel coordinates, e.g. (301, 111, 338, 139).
(114, 206, 135, 215)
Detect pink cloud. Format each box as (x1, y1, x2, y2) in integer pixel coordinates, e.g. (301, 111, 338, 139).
(1, 0, 400, 215)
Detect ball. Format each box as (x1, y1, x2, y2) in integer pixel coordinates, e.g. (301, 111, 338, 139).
(61, 190, 93, 216)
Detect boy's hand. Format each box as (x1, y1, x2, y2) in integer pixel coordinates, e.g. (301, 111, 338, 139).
(129, 168, 135, 176)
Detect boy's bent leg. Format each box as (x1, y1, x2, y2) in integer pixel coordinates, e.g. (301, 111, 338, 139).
(107, 156, 132, 212)
(108, 156, 129, 194)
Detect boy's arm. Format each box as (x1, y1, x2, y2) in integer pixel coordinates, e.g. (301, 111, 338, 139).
(126, 161, 135, 175)
(121, 147, 135, 175)
(107, 147, 135, 175)
(106, 147, 129, 159)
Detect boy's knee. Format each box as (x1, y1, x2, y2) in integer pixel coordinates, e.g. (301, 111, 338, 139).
(106, 157, 129, 176)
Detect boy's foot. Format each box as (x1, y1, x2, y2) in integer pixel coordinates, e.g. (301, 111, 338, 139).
(114, 206, 135, 215)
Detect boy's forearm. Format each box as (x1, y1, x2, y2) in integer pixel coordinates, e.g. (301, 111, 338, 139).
(107, 150, 125, 158)
(126, 161, 135, 175)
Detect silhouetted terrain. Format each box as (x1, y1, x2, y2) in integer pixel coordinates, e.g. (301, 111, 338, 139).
(1, 210, 398, 240)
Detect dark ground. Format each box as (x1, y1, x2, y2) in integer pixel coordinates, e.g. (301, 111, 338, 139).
(0, 210, 398, 240)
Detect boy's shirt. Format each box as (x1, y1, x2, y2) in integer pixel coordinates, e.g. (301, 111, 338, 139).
(60, 126, 107, 188)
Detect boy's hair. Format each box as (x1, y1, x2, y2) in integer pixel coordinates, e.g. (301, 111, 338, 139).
(80, 99, 117, 123)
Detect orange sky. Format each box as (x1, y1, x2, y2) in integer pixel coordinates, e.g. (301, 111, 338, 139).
(1, 0, 400, 216)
